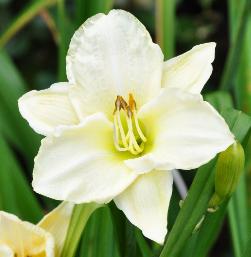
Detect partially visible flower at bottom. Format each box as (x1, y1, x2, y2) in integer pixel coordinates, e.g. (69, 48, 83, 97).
(0, 202, 73, 257)
(18, 10, 235, 244)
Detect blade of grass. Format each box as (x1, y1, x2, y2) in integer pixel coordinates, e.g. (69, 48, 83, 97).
(0, 0, 57, 48)
(155, 0, 176, 59)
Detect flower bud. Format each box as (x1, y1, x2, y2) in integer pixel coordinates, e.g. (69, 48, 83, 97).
(208, 141, 245, 211)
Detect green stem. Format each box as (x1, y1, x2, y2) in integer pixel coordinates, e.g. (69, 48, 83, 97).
(0, 0, 57, 48)
(155, 0, 176, 59)
(61, 203, 100, 257)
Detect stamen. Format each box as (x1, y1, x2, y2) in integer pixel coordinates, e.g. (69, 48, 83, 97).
(113, 94, 147, 155)
(113, 115, 127, 151)
(126, 114, 142, 154)
(116, 111, 128, 148)
(133, 112, 147, 142)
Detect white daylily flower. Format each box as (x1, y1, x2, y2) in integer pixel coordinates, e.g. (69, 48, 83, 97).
(18, 10, 234, 244)
(0, 202, 73, 257)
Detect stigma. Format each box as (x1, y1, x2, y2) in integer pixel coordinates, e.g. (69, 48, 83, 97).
(113, 94, 147, 155)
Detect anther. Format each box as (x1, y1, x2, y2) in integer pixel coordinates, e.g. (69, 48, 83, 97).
(129, 93, 136, 111)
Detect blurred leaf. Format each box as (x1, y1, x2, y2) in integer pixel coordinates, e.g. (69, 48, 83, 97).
(228, 175, 249, 257)
(220, 0, 250, 91)
(75, 0, 114, 27)
(0, 0, 57, 48)
(160, 106, 251, 257)
(57, 0, 74, 81)
(205, 91, 233, 112)
(228, 3, 251, 256)
(61, 203, 100, 257)
(243, 236, 251, 257)
(155, 0, 176, 59)
(159, 157, 216, 257)
(79, 206, 120, 257)
(0, 134, 42, 223)
(229, 0, 251, 112)
(134, 229, 153, 257)
(0, 50, 40, 165)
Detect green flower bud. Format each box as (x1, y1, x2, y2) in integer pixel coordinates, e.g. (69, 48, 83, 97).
(208, 141, 245, 211)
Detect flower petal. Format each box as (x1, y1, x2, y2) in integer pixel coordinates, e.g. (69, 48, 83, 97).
(38, 201, 74, 256)
(66, 10, 163, 117)
(18, 82, 79, 136)
(33, 113, 137, 204)
(126, 88, 234, 172)
(162, 43, 216, 93)
(114, 170, 173, 244)
(0, 245, 14, 257)
(0, 211, 54, 257)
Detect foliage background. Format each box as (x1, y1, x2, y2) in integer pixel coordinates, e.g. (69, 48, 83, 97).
(0, 0, 250, 257)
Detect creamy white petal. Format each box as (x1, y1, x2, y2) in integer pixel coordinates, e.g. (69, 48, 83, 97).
(162, 43, 216, 93)
(0, 245, 14, 257)
(126, 88, 234, 172)
(38, 201, 74, 256)
(0, 211, 55, 257)
(66, 10, 163, 118)
(114, 170, 173, 244)
(33, 113, 137, 204)
(18, 82, 79, 136)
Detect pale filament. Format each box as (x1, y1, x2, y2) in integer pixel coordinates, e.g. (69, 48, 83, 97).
(113, 94, 147, 155)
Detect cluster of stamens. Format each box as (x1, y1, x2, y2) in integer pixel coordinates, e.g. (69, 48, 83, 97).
(113, 94, 147, 155)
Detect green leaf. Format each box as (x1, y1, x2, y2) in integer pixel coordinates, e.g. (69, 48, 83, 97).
(79, 206, 120, 257)
(134, 229, 153, 257)
(75, 0, 114, 27)
(243, 236, 251, 257)
(0, 134, 42, 223)
(228, 175, 249, 257)
(205, 91, 234, 112)
(0, 50, 40, 165)
(227, 3, 251, 255)
(61, 203, 101, 257)
(220, 0, 250, 91)
(0, 0, 57, 48)
(57, 0, 74, 81)
(229, 0, 251, 111)
(159, 158, 216, 257)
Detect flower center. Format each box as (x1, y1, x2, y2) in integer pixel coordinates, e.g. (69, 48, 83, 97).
(113, 94, 147, 155)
